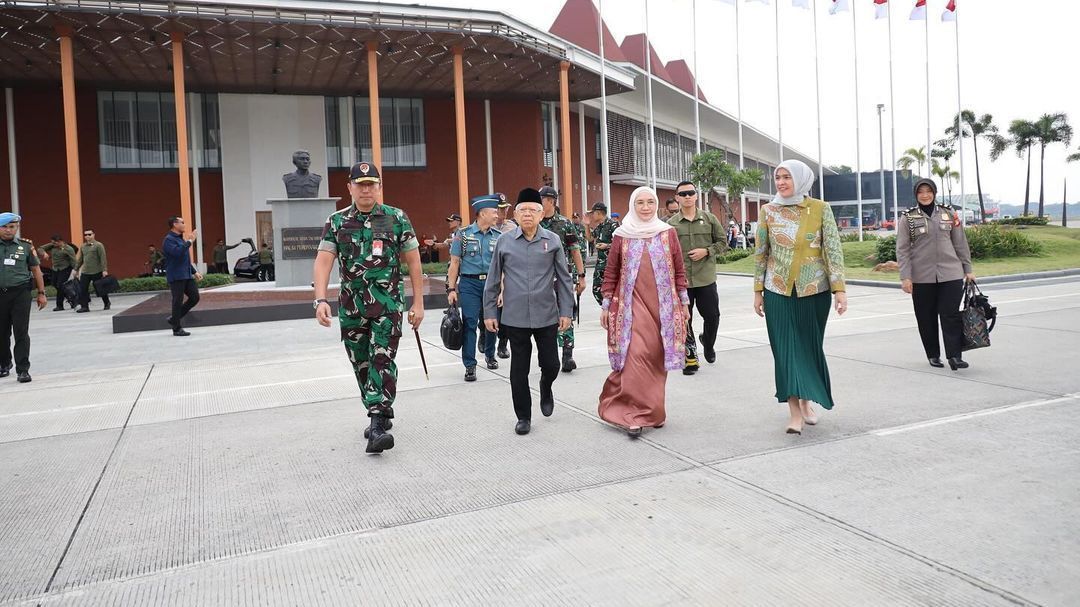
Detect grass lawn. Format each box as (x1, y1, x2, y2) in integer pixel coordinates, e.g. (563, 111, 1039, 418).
(716, 226, 1080, 281)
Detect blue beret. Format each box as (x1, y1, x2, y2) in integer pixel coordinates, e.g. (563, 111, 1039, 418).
(0, 212, 20, 227)
(470, 194, 500, 212)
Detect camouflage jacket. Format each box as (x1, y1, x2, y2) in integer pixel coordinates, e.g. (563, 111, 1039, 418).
(320, 203, 419, 318)
(540, 212, 580, 272)
(590, 218, 619, 269)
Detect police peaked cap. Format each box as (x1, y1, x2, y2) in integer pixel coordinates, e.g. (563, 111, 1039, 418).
(470, 194, 501, 212)
(516, 188, 543, 205)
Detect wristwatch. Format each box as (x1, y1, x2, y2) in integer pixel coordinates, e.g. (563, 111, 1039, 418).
(313, 298, 329, 309)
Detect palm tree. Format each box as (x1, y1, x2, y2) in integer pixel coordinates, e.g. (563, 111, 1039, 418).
(1032, 113, 1073, 218)
(946, 110, 998, 223)
(931, 139, 961, 203)
(1067, 146, 1080, 227)
(896, 146, 927, 175)
(990, 119, 1039, 216)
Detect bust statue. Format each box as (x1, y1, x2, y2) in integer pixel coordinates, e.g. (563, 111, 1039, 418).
(282, 150, 323, 198)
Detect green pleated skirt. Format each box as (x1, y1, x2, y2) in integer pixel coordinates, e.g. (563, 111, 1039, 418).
(763, 289, 835, 410)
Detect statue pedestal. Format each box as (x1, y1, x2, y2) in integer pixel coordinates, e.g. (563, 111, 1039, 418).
(266, 197, 341, 287)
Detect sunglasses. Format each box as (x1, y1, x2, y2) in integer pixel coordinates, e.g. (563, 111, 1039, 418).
(84, 233, 93, 237)
(676, 190, 697, 197)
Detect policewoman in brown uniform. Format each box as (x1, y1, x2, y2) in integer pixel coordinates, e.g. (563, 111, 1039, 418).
(0, 212, 48, 383)
(895, 178, 975, 371)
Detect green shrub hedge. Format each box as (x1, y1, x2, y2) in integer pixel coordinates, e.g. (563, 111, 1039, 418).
(840, 232, 878, 243)
(42, 273, 234, 297)
(875, 225, 1043, 263)
(997, 215, 1049, 226)
(716, 248, 753, 264)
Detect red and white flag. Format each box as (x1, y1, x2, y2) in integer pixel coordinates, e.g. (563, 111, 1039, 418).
(874, 0, 888, 19)
(942, 0, 957, 21)
(910, 0, 927, 20)
(829, 0, 849, 15)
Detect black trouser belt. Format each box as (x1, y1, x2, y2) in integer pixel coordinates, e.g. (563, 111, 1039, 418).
(0, 283, 30, 293)
(461, 274, 487, 280)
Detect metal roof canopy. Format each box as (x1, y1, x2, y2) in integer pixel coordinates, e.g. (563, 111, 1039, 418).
(0, 0, 636, 99)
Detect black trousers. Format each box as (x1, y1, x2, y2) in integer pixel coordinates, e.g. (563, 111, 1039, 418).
(169, 279, 201, 329)
(685, 283, 721, 353)
(78, 272, 110, 308)
(52, 267, 72, 309)
(214, 262, 229, 274)
(0, 284, 32, 372)
(912, 279, 964, 359)
(503, 324, 560, 421)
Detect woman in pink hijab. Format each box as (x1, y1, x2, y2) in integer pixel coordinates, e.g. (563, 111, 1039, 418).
(598, 186, 690, 437)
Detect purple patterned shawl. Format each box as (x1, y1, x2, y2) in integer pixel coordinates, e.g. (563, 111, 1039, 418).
(606, 232, 687, 372)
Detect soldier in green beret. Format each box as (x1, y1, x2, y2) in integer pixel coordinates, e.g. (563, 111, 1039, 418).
(313, 162, 424, 454)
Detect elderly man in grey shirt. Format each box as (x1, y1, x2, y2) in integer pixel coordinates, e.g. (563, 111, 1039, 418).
(484, 188, 574, 436)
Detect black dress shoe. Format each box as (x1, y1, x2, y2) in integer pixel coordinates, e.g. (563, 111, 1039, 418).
(464, 366, 477, 382)
(103, 303, 111, 310)
(76, 307, 89, 313)
(627, 426, 642, 438)
(947, 357, 969, 371)
(173, 328, 191, 337)
(486, 358, 499, 370)
(16, 371, 31, 383)
(700, 333, 716, 364)
(0, 367, 9, 378)
(497, 340, 510, 359)
(515, 420, 531, 435)
(928, 357, 944, 368)
(53, 306, 64, 311)
(540, 385, 554, 417)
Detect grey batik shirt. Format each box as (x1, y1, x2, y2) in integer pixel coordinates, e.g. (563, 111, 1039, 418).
(483, 226, 574, 328)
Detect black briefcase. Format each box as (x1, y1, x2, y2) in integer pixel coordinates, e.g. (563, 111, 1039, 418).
(61, 278, 80, 306)
(441, 305, 463, 351)
(93, 275, 120, 296)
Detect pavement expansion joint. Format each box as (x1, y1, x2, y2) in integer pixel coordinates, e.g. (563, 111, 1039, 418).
(703, 465, 1039, 607)
(42, 364, 155, 595)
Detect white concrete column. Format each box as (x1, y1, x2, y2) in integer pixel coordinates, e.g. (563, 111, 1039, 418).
(484, 99, 494, 193)
(578, 102, 588, 216)
(549, 102, 559, 190)
(4, 88, 17, 215)
(188, 92, 205, 270)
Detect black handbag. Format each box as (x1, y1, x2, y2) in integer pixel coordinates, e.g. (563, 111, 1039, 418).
(961, 279, 996, 351)
(93, 274, 120, 296)
(61, 278, 80, 306)
(440, 304, 464, 351)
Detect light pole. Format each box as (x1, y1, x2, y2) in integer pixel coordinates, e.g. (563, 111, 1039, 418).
(877, 103, 886, 229)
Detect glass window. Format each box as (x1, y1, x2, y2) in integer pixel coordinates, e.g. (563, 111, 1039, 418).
(97, 91, 221, 170)
(336, 97, 425, 168)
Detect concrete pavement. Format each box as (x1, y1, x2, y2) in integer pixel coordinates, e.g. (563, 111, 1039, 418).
(1, 275, 1078, 605)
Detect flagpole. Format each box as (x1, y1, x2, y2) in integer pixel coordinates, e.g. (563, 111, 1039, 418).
(693, 0, 703, 210)
(812, 0, 825, 202)
(775, 0, 783, 164)
(924, 1, 932, 180)
(853, 0, 863, 241)
(598, 0, 611, 208)
(954, 2, 966, 225)
(736, 0, 747, 227)
(644, 0, 657, 190)
(888, 0, 898, 227)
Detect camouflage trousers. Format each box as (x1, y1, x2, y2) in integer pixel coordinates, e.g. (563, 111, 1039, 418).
(557, 325, 574, 349)
(591, 263, 607, 306)
(341, 312, 403, 418)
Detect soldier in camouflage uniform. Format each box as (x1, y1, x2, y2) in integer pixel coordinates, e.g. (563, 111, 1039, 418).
(537, 186, 585, 372)
(587, 202, 619, 306)
(314, 162, 425, 454)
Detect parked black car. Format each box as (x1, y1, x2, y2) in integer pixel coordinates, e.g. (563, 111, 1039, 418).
(233, 238, 275, 281)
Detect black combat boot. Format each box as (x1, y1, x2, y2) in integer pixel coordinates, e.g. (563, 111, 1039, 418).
(497, 337, 510, 359)
(363, 417, 393, 438)
(365, 415, 395, 453)
(561, 345, 577, 373)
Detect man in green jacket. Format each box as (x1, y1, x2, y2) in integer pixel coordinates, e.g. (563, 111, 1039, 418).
(74, 229, 110, 312)
(668, 180, 727, 374)
(40, 234, 77, 310)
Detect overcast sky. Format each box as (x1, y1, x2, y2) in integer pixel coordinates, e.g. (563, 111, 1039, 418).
(381, 0, 1078, 206)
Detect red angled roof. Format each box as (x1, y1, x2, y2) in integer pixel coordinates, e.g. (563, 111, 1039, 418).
(619, 33, 674, 84)
(665, 59, 709, 103)
(548, 0, 628, 63)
